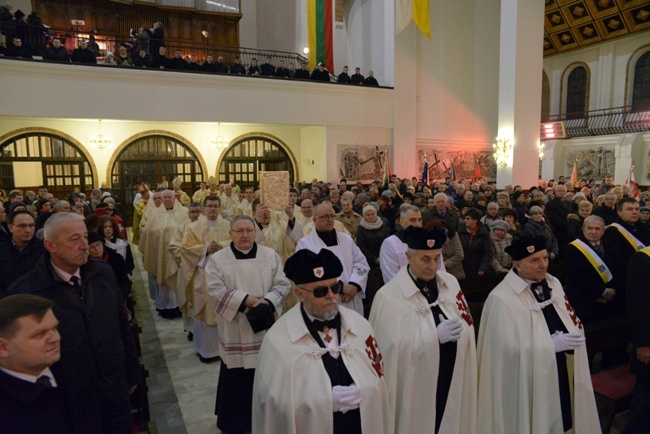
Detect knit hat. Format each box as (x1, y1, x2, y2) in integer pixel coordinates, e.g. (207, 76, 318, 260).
(362, 205, 377, 216)
(492, 220, 510, 232)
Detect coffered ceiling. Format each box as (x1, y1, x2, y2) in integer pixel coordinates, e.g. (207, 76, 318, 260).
(543, 0, 650, 56)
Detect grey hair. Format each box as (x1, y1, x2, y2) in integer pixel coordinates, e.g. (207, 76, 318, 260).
(433, 192, 447, 201)
(52, 200, 70, 211)
(340, 197, 353, 204)
(555, 184, 567, 193)
(161, 190, 175, 198)
(230, 214, 255, 229)
(43, 212, 84, 241)
(583, 215, 604, 228)
(399, 203, 420, 218)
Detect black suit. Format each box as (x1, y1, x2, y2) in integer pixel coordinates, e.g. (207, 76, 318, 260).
(625, 250, 650, 432)
(545, 197, 570, 247)
(0, 362, 102, 434)
(564, 237, 614, 323)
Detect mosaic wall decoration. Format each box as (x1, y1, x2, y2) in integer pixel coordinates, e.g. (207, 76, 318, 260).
(564, 146, 616, 180)
(416, 149, 497, 182)
(337, 145, 389, 182)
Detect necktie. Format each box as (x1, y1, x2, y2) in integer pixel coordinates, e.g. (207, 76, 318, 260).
(36, 375, 53, 388)
(531, 280, 551, 302)
(69, 276, 83, 299)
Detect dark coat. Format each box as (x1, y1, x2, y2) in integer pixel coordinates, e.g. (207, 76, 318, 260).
(566, 214, 584, 242)
(71, 48, 96, 64)
(355, 220, 391, 266)
(564, 236, 615, 323)
(0, 362, 102, 434)
(6, 254, 139, 432)
(133, 54, 152, 68)
(593, 205, 617, 226)
(4, 44, 32, 59)
(457, 222, 494, 278)
(350, 73, 364, 84)
(523, 218, 559, 256)
(310, 68, 330, 81)
(337, 72, 350, 83)
(44, 46, 70, 62)
(229, 62, 246, 74)
(0, 236, 44, 295)
(627, 250, 650, 379)
(294, 68, 310, 79)
(260, 63, 275, 76)
(545, 197, 570, 246)
(103, 246, 133, 299)
(422, 207, 460, 237)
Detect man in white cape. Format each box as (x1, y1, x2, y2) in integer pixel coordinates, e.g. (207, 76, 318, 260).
(477, 234, 600, 434)
(206, 215, 289, 433)
(297, 202, 369, 315)
(370, 225, 477, 434)
(253, 248, 391, 434)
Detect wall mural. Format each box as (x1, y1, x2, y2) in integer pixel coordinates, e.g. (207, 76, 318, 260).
(337, 145, 389, 182)
(416, 149, 497, 181)
(564, 146, 615, 180)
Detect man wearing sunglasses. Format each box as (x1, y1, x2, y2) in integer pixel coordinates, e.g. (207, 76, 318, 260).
(370, 226, 477, 434)
(297, 202, 369, 315)
(253, 249, 391, 433)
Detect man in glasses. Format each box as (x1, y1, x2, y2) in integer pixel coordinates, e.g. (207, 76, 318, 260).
(297, 202, 369, 315)
(370, 226, 477, 434)
(206, 215, 290, 433)
(0, 210, 44, 295)
(253, 248, 391, 433)
(176, 196, 231, 362)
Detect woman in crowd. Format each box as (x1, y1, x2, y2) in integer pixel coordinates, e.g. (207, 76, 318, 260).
(335, 197, 362, 239)
(457, 207, 494, 278)
(496, 192, 511, 216)
(356, 205, 390, 307)
(489, 220, 513, 271)
(377, 193, 396, 234)
(523, 205, 559, 260)
(98, 215, 135, 277)
(567, 200, 593, 241)
(87, 231, 132, 300)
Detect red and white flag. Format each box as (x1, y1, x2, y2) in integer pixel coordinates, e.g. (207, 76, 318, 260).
(625, 162, 639, 199)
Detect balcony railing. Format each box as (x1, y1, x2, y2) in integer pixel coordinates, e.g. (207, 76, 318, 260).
(543, 106, 650, 138)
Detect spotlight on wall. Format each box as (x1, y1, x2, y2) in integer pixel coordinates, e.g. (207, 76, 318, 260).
(492, 137, 513, 168)
(302, 47, 309, 54)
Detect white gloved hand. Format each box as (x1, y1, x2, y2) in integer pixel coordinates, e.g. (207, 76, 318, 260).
(551, 331, 585, 353)
(332, 384, 361, 414)
(437, 315, 463, 344)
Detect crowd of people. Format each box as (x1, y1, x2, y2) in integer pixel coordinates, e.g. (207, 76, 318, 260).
(1, 169, 648, 433)
(0, 5, 382, 86)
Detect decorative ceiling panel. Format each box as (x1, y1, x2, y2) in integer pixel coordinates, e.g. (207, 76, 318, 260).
(543, 0, 650, 57)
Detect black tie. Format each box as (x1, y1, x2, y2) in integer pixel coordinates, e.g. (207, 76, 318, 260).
(312, 318, 337, 333)
(69, 276, 83, 299)
(531, 279, 551, 302)
(36, 375, 53, 388)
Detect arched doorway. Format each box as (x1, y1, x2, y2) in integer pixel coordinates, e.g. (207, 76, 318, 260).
(0, 130, 96, 200)
(218, 134, 297, 189)
(110, 133, 205, 225)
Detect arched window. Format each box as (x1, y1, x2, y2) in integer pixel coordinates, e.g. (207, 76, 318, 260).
(632, 51, 650, 112)
(111, 134, 204, 225)
(541, 70, 551, 121)
(566, 66, 587, 119)
(218, 136, 295, 188)
(0, 132, 94, 199)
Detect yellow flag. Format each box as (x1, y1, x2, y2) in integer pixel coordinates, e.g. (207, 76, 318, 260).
(413, 0, 431, 39)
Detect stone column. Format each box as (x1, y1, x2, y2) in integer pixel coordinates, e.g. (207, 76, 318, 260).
(393, 24, 417, 179)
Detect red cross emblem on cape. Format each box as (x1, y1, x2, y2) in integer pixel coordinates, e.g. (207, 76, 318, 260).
(564, 294, 583, 330)
(365, 335, 384, 378)
(313, 267, 324, 278)
(456, 291, 474, 326)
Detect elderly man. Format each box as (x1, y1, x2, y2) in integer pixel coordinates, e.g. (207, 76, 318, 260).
(7, 213, 139, 433)
(423, 192, 459, 236)
(139, 189, 189, 318)
(370, 226, 476, 434)
(335, 197, 362, 239)
(178, 196, 231, 362)
(379, 204, 424, 283)
(0, 210, 44, 294)
(0, 294, 102, 433)
(253, 249, 391, 433)
(297, 202, 369, 315)
(206, 215, 290, 433)
(545, 184, 570, 249)
(302, 200, 350, 237)
(477, 235, 599, 434)
(253, 199, 303, 262)
(565, 215, 616, 323)
(171, 177, 191, 207)
(593, 192, 618, 225)
(626, 248, 650, 433)
(220, 184, 240, 218)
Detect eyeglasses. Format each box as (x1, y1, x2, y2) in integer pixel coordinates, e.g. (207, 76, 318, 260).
(297, 281, 343, 298)
(316, 214, 335, 220)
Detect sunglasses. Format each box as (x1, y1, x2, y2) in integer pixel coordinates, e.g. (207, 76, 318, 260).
(297, 281, 343, 298)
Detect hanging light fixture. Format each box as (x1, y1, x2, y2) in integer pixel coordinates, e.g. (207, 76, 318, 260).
(89, 119, 112, 151)
(538, 142, 545, 160)
(492, 136, 513, 168)
(211, 122, 228, 150)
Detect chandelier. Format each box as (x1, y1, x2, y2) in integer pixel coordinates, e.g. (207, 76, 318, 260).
(492, 137, 513, 168)
(89, 119, 111, 151)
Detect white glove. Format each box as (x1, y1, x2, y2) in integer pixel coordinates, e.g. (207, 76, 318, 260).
(437, 315, 463, 344)
(551, 331, 585, 353)
(332, 384, 361, 414)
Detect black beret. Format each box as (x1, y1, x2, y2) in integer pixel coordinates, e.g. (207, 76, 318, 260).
(87, 232, 103, 245)
(504, 234, 547, 260)
(404, 226, 447, 250)
(284, 249, 343, 284)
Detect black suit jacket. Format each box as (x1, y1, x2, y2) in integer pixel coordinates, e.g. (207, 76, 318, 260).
(0, 362, 102, 434)
(627, 250, 650, 379)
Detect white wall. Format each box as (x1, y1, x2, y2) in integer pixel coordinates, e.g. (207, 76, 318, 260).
(239, 0, 258, 48)
(255, 0, 297, 53)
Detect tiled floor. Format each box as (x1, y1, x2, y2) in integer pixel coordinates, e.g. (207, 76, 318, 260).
(132, 250, 221, 434)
